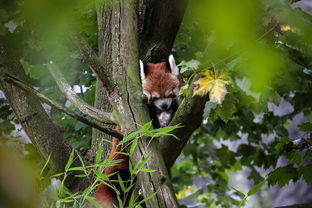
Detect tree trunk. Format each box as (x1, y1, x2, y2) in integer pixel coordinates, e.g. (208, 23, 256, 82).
(138, 0, 187, 62)
(89, 0, 115, 160)
(0, 40, 79, 189)
(95, 0, 181, 207)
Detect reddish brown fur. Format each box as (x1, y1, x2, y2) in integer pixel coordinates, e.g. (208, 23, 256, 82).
(143, 62, 180, 98)
(92, 126, 129, 208)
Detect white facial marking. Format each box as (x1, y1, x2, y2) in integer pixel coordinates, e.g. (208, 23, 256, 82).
(169, 54, 179, 77)
(139, 60, 145, 82)
(154, 98, 173, 110)
(152, 92, 160, 99)
(157, 111, 172, 127)
(143, 90, 151, 100)
(173, 87, 180, 96)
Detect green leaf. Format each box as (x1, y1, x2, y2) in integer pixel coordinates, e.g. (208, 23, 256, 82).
(140, 168, 157, 173)
(268, 166, 298, 187)
(179, 59, 200, 73)
(117, 174, 126, 192)
(119, 130, 140, 145)
(231, 187, 246, 198)
(65, 150, 75, 171)
(215, 94, 237, 123)
(133, 154, 151, 174)
(203, 101, 217, 119)
(129, 138, 138, 155)
(117, 194, 124, 208)
(216, 145, 236, 167)
(95, 145, 103, 164)
(247, 180, 265, 196)
(138, 191, 158, 205)
(141, 121, 153, 132)
(40, 154, 51, 177)
(68, 167, 86, 171)
(128, 190, 136, 208)
(85, 196, 102, 208)
(298, 122, 312, 132)
(124, 183, 135, 193)
(299, 165, 312, 184)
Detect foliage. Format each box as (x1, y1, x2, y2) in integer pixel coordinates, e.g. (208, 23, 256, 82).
(1, 0, 312, 207)
(0, 122, 178, 208)
(193, 69, 231, 104)
(172, 0, 312, 207)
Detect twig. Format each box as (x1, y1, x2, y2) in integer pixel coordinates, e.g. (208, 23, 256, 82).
(47, 62, 115, 125)
(3, 74, 123, 140)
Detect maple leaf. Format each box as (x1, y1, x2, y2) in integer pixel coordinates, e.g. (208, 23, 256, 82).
(193, 70, 231, 104)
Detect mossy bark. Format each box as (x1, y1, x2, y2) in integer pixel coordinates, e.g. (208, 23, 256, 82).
(0, 41, 79, 189)
(95, 0, 181, 207)
(90, 1, 115, 160)
(159, 77, 208, 169)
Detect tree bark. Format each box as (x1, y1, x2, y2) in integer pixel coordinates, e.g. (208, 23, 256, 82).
(159, 76, 208, 169)
(138, 0, 187, 62)
(89, 1, 115, 160)
(0, 41, 78, 188)
(96, 0, 179, 207)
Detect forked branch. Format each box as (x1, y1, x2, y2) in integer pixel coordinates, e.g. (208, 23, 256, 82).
(47, 62, 115, 124)
(3, 74, 123, 139)
(75, 37, 113, 90)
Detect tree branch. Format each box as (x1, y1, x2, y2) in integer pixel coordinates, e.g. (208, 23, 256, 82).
(74, 36, 114, 90)
(0, 42, 80, 191)
(3, 74, 123, 140)
(159, 76, 208, 170)
(47, 62, 115, 125)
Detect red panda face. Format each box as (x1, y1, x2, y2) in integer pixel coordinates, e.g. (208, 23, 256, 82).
(140, 55, 180, 111)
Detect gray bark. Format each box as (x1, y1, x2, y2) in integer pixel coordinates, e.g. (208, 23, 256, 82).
(95, 0, 180, 207)
(88, 1, 116, 160)
(3, 74, 123, 139)
(138, 0, 187, 62)
(159, 77, 208, 169)
(0, 41, 76, 187)
(48, 63, 114, 124)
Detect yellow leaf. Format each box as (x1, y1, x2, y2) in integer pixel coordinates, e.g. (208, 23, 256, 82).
(281, 25, 296, 32)
(193, 70, 231, 104)
(175, 187, 193, 199)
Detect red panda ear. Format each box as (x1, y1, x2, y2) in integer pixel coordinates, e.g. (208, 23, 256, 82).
(139, 60, 145, 82)
(169, 55, 179, 77)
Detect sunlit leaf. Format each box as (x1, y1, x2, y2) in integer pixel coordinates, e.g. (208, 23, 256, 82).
(193, 70, 231, 104)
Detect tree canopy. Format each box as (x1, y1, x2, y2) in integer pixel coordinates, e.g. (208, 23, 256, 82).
(0, 0, 312, 207)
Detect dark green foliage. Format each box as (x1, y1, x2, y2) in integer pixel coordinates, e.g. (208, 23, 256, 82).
(1, 0, 312, 207)
(171, 0, 312, 207)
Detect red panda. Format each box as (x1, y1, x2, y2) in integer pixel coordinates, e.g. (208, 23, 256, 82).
(92, 126, 130, 208)
(92, 55, 180, 207)
(140, 55, 180, 128)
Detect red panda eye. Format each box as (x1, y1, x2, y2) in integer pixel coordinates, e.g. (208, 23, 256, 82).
(167, 92, 174, 98)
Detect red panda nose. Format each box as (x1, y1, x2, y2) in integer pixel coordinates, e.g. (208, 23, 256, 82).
(161, 103, 168, 110)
